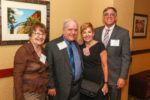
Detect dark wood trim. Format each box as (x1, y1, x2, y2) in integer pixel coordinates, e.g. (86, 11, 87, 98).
(131, 49, 150, 55)
(0, 68, 13, 78)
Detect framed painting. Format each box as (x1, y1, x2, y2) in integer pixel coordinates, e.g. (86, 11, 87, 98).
(0, 0, 50, 45)
(133, 13, 148, 38)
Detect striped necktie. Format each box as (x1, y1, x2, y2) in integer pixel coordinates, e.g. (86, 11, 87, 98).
(103, 29, 110, 47)
(68, 42, 75, 81)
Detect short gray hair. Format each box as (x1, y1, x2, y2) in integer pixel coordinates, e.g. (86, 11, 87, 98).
(103, 7, 117, 16)
(63, 18, 78, 28)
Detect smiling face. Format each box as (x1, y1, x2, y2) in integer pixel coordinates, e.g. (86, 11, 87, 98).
(30, 27, 46, 46)
(80, 22, 94, 43)
(103, 8, 117, 28)
(63, 20, 78, 42)
(81, 27, 94, 43)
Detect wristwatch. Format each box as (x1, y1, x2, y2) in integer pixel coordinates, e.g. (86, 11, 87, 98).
(104, 82, 108, 84)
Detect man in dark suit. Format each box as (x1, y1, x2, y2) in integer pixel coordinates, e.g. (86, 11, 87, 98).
(94, 7, 130, 100)
(45, 18, 83, 100)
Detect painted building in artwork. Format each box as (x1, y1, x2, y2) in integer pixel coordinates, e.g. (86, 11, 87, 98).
(17, 11, 41, 34)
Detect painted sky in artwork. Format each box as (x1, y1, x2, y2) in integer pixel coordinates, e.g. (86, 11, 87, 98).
(8, 7, 40, 34)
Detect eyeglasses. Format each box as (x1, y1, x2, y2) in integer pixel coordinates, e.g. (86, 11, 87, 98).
(34, 32, 46, 36)
(104, 13, 116, 17)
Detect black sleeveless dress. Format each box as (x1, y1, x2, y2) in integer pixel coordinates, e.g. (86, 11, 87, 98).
(80, 42, 107, 100)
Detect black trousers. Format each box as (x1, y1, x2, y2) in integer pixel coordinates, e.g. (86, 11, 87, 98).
(68, 81, 80, 100)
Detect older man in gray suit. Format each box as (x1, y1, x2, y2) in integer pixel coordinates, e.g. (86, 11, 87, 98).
(94, 7, 130, 100)
(45, 18, 83, 100)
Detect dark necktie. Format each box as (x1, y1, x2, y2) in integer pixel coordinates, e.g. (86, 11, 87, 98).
(68, 42, 75, 81)
(103, 29, 110, 47)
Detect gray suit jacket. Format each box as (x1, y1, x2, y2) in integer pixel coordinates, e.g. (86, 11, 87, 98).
(45, 36, 83, 100)
(94, 25, 130, 85)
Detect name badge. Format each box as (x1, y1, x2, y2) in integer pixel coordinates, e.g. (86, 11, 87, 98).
(40, 53, 46, 64)
(57, 41, 67, 50)
(110, 39, 120, 46)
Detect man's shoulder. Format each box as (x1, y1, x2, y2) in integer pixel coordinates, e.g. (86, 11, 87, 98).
(94, 26, 104, 36)
(94, 26, 104, 31)
(115, 25, 129, 32)
(47, 36, 63, 45)
(115, 25, 130, 38)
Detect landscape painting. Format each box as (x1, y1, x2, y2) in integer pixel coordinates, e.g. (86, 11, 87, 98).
(8, 8, 41, 34)
(0, 0, 48, 45)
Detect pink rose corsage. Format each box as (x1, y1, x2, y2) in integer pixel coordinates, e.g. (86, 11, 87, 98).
(83, 47, 90, 56)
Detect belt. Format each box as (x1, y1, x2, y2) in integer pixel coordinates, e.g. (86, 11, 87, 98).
(71, 80, 80, 86)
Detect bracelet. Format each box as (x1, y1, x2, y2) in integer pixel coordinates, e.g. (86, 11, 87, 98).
(104, 82, 108, 84)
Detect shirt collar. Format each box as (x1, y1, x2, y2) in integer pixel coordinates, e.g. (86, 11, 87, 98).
(104, 24, 115, 31)
(63, 35, 75, 45)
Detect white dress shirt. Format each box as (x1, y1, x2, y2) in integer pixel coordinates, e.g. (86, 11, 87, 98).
(102, 24, 115, 43)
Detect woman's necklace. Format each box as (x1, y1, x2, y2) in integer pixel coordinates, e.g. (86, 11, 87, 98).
(85, 40, 95, 48)
(83, 40, 94, 56)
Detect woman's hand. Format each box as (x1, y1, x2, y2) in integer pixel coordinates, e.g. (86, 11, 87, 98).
(48, 88, 56, 96)
(102, 83, 108, 95)
(78, 38, 84, 45)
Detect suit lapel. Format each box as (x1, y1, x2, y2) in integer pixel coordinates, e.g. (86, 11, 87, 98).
(62, 48, 72, 71)
(57, 36, 84, 72)
(57, 36, 72, 71)
(99, 26, 104, 42)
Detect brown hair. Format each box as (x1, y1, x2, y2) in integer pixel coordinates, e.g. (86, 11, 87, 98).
(28, 22, 47, 37)
(80, 22, 94, 34)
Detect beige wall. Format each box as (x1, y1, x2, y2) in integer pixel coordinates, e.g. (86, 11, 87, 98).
(0, 77, 14, 100)
(0, 46, 20, 100)
(114, 0, 135, 39)
(130, 0, 150, 75)
(132, 0, 150, 50)
(0, 0, 135, 100)
(131, 53, 150, 74)
(49, 0, 113, 40)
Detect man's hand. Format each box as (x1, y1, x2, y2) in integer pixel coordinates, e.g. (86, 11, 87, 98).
(48, 88, 56, 96)
(117, 78, 126, 89)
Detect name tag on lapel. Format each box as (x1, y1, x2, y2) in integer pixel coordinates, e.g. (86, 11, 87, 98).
(110, 39, 120, 46)
(57, 41, 67, 50)
(40, 53, 46, 64)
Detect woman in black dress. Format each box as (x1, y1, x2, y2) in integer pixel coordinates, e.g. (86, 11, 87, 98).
(80, 22, 108, 100)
